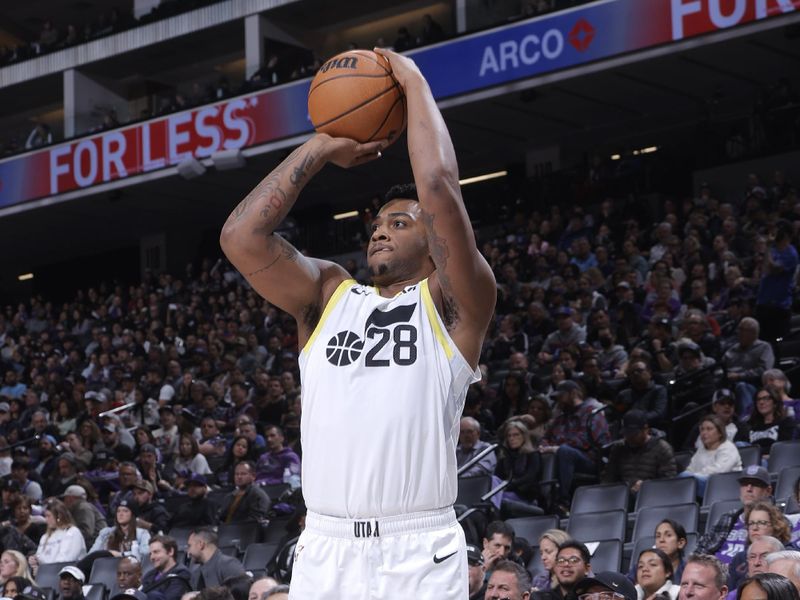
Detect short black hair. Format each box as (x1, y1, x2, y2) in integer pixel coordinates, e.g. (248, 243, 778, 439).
(383, 183, 418, 204)
(485, 520, 515, 542)
(558, 540, 591, 564)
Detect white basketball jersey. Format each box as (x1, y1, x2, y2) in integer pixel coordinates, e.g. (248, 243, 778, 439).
(299, 278, 479, 519)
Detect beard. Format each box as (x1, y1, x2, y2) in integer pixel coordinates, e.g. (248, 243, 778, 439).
(368, 263, 389, 278)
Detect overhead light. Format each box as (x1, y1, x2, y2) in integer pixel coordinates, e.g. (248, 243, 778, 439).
(176, 157, 206, 179)
(18, 273, 34, 281)
(333, 210, 359, 221)
(641, 146, 658, 154)
(211, 149, 245, 171)
(459, 170, 507, 186)
(610, 154, 621, 160)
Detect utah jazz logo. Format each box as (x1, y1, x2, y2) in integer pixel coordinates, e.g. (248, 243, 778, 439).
(325, 303, 418, 367)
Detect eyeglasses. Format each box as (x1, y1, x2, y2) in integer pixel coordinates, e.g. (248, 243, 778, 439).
(755, 395, 772, 401)
(747, 520, 771, 528)
(578, 593, 625, 600)
(557, 556, 585, 566)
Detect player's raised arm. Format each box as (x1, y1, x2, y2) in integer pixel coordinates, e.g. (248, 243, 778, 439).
(374, 48, 496, 367)
(219, 134, 384, 331)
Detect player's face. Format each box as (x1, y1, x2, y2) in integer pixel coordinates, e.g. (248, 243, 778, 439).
(367, 199, 431, 284)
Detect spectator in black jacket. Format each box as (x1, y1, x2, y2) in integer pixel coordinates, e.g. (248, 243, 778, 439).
(141, 535, 191, 600)
(496, 420, 542, 517)
(132, 480, 170, 535)
(614, 361, 668, 427)
(217, 462, 270, 524)
(168, 474, 218, 529)
(602, 410, 677, 505)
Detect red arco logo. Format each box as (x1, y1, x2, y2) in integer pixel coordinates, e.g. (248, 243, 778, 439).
(568, 18, 595, 52)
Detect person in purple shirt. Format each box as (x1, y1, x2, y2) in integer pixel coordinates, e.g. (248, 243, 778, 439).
(255, 425, 301, 486)
(756, 220, 798, 345)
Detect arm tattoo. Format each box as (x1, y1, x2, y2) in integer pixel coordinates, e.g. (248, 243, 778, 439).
(244, 234, 299, 278)
(421, 210, 460, 328)
(290, 152, 317, 187)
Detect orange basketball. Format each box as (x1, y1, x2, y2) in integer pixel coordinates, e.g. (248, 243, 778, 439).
(308, 50, 406, 145)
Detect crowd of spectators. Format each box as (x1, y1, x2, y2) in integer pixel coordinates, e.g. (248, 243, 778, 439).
(0, 152, 799, 598)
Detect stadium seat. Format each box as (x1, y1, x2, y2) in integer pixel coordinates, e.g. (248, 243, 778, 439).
(36, 563, 74, 592)
(567, 509, 626, 542)
(634, 477, 697, 512)
(527, 546, 546, 580)
(570, 483, 629, 515)
(456, 475, 492, 509)
(631, 503, 698, 543)
(704, 499, 742, 534)
(168, 526, 193, 549)
(768, 441, 800, 474)
(774, 465, 800, 501)
(89, 556, 121, 590)
(587, 539, 622, 573)
(702, 471, 744, 507)
(261, 483, 291, 500)
(84, 585, 105, 600)
(243, 542, 281, 571)
(262, 516, 293, 543)
(218, 521, 260, 551)
(738, 445, 762, 468)
(505, 515, 559, 545)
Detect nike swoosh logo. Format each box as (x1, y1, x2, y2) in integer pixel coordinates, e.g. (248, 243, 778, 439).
(433, 551, 457, 564)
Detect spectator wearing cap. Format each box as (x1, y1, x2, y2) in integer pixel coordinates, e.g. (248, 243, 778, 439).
(637, 316, 676, 374)
(680, 415, 742, 498)
(696, 466, 775, 564)
(10, 461, 42, 502)
(34, 434, 60, 482)
(615, 361, 669, 428)
(110, 588, 148, 600)
(485, 559, 530, 600)
(602, 410, 677, 502)
(153, 406, 179, 459)
(255, 426, 300, 486)
(721, 317, 775, 418)
(62, 484, 107, 548)
(109, 462, 140, 515)
(540, 380, 610, 514)
(135, 444, 165, 498)
(88, 499, 150, 562)
(683, 390, 750, 451)
(141, 535, 191, 600)
(575, 571, 636, 600)
(30, 500, 86, 570)
(56, 566, 85, 600)
(168, 473, 218, 529)
(131, 480, 170, 535)
(465, 543, 486, 600)
(537, 307, 586, 364)
(187, 527, 246, 590)
(98, 423, 134, 463)
(218, 461, 270, 524)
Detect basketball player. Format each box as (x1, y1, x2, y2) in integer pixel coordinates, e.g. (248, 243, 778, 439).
(220, 47, 495, 599)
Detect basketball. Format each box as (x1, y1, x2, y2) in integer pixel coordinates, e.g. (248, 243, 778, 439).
(308, 50, 407, 145)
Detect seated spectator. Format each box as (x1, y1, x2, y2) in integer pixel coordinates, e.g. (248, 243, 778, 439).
(29, 500, 86, 571)
(534, 540, 592, 600)
(0, 550, 34, 587)
(680, 415, 742, 497)
(10, 461, 42, 502)
(141, 535, 191, 600)
(681, 308, 721, 361)
(488, 315, 529, 362)
(540, 380, 610, 514)
(678, 554, 729, 600)
(755, 220, 798, 344)
(615, 361, 668, 427)
(722, 317, 775, 418)
(62, 484, 106, 549)
(746, 389, 795, 457)
(637, 316, 677, 374)
(671, 341, 717, 411)
(187, 528, 246, 590)
(575, 572, 637, 600)
(456, 417, 497, 478)
(132, 480, 170, 535)
(112, 557, 141, 596)
(496, 420, 542, 517)
(762, 368, 800, 423)
(168, 474, 218, 529)
(654, 519, 690, 584)
(594, 326, 628, 378)
(765, 551, 800, 594)
(2, 576, 35, 598)
(255, 426, 300, 486)
(173, 433, 212, 476)
(696, 466, 774, 564)
(493, 371, 530, 424)
(57, 566, 85, 600)
(481, 521, 515, 574)
(218, 461, 270, 524)
(738, 572, 800, 600)
(88, 499, 150, 561)
(683, 389, 750, 451)
(727, 534, 786, 597)
(465, 543, 486, 600)
(526, 396, 552, 446)
(3, 497, 45, 551)
(532, 529, 570, 592)
(538, 308, 585, 364)
(219, 436, 256, 487)
(602, 410, 677, 501)
(486, 559, 532, 600)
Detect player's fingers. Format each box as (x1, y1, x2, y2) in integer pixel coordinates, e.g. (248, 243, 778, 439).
(357, 140, 387, 155)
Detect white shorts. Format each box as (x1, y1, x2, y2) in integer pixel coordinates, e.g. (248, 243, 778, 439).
(288, 506, 468, 600)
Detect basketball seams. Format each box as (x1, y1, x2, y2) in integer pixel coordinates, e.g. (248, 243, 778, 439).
(312, 84, 402, 129)
(365, 84, 405, 142)
(347, 50, 392, 75)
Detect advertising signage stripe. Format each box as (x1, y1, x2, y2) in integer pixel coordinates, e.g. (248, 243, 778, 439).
(0, 0, 797, 209)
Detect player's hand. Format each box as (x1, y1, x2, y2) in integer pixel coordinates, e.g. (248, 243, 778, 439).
(317, 134, 386, 168)
(372, 47, 424, 89)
